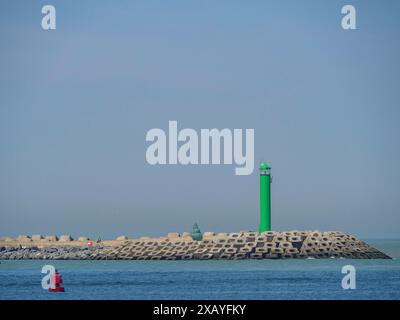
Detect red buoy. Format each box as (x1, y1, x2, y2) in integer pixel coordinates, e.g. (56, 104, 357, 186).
(49, 271, 65, 292)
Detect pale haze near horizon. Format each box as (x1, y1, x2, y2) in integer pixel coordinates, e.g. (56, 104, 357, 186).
(0, 0, 399, 239)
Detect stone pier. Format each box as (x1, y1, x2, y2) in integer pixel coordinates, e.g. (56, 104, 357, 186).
(0, 231, 391, 260)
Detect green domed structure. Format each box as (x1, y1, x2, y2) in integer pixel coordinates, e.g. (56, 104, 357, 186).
(191, 223, 203, 241)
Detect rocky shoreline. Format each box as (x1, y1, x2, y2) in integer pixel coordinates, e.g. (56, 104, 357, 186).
(0, 231, 391, 260)
(0, 245, 105, 260)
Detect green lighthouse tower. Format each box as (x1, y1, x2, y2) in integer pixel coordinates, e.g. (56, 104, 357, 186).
(259, 163, 271, 233)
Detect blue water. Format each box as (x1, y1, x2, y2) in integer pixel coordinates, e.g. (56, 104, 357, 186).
(1, 239, 399, 300)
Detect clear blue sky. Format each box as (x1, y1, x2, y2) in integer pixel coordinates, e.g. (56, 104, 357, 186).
(0, 0, 399, 239)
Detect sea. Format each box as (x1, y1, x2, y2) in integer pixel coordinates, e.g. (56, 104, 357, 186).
(0, 239, 399, 300)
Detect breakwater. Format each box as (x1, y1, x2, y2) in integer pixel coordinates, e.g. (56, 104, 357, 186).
(0, 231, 391, 260)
